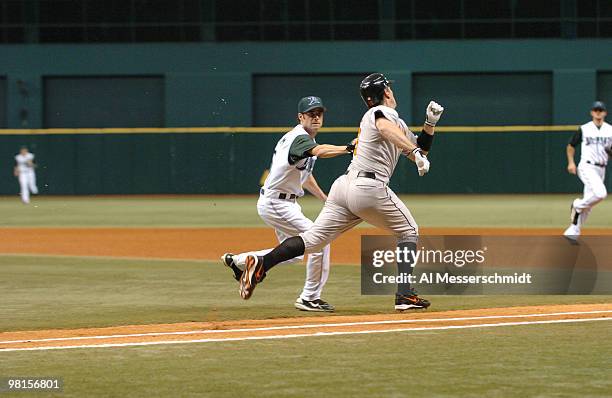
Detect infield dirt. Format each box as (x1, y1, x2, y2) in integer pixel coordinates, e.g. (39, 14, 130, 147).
(2, 227, 612, 264)
(1, 304, 610, 351)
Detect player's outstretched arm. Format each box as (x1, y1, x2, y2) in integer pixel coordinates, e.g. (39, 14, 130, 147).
(376, 117, 418, 153)
(376, 117, 430, 176)
(302, 174, 327, 201)
(309, 144, 353, 158)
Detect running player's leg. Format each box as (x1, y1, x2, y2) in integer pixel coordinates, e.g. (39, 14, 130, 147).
(299, 244, 330, 301)
(347, 181, 419, 297)
(18, 173, 29, 204)
(232, 197, 335, 302)
(233, 199, 309, 266)
(264, 206, 334, 303)
(262, 175, 361, 272)
(574, 165, 607, 226)
(29, 171, 38, 195)
(575, 165, 607, 209)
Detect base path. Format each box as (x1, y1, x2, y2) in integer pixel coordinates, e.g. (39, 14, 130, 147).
(1, 304, 610, 352)
(2, 227, 612, 264)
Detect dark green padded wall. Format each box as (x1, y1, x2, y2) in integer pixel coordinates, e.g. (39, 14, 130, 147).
(253, 74, 367, 126)
(412, 73, 553, 125)
(598, 72, 612, 106)
(1, 131, 608, 195)
(0, 77, 6, 128)
(44, 76, 165, 128)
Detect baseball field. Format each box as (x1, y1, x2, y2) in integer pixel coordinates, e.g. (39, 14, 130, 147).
(1, 194, 611, 397)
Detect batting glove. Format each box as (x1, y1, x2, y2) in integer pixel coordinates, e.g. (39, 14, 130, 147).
(425, 101, 444, 127)
(412, 148, 430, 176)
(346, 138, 358, 154)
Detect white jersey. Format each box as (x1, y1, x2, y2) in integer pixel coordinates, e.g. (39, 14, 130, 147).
(576, 121, 612, 166)
(15, 152, 35, 173)
(349, 105, 416, 183)
(262, 125, 317, 197)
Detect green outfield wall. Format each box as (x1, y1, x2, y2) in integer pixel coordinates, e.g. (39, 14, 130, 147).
(0, 129, 606, 195)
(1, 40, 611, 129)
(1, 40, 610, 194)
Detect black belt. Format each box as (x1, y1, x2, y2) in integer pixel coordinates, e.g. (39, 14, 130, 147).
(260, 188, 296, 200)
(345, 170, 378, 180)
(586, 160, 606, 167)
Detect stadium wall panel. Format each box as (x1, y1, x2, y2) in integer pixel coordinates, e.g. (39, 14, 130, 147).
(1, 131, 607, 195)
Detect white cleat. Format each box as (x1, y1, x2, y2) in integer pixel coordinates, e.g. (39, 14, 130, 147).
(563, 224, 580, 241)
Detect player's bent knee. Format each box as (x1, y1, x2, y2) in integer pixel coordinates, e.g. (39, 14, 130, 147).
(300, 232, 329, 254)
(397, 231, 418, 244)
(593, 188, 607, 202)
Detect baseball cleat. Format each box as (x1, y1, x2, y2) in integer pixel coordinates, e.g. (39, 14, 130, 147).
(294, 298, 335, 312)
(239, 255, 266, 300)
(569, 203, 580, 225)
(395, 293, 431, 311)
(221, 253, 243, 281)
(563, 224, 580, 242)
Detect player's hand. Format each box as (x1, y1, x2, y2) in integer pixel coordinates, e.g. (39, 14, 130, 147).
(346, 138, 358, 154)
(425, 101, 444, 127)
(413, 148, 430, 176)
(567, 163, 577, 175)
(605, 145, 612, 158)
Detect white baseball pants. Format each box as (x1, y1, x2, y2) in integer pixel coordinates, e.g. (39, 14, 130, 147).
(573, 162, 607, 226)
(18, 170, 38, 204)
(234, 196, 331, 301)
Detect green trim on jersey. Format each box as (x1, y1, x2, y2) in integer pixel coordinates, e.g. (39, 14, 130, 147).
(288, 134, 317, 165)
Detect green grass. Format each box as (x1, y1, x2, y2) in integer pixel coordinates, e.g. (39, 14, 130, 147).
(1, 255, 609, 332)
(2, 321, 610, 397)
(1, 194, 611, 228)
(1, 194, 611, 398)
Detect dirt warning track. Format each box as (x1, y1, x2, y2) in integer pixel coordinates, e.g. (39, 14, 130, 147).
(2, 227, 612, 264)
(1, 304, 610, 352)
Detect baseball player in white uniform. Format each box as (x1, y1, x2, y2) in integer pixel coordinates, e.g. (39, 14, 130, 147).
(222, 96, 355, 312)
(14, 146, 39, 204)
(564, 101, 611, 239)
(227, 73, 444, 311)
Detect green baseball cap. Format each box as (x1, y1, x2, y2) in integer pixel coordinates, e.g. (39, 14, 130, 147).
(298, 96, 326, 113)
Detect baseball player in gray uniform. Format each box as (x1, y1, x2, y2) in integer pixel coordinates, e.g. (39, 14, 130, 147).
(222, 96, 355, 312)
(227, 73, 444, 311)
(14, 146, 38, 204)
(564, 101, 611, 239)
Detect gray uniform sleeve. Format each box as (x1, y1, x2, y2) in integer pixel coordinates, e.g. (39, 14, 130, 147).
(288, 135, 317, 165)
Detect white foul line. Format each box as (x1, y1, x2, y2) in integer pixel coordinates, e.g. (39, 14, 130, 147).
(0, 310, 610, 345)
(0, 316, 610, 352)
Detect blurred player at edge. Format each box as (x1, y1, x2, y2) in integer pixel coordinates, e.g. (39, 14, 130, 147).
(564, 101, 611, 239)
(14, 146, 39, 204)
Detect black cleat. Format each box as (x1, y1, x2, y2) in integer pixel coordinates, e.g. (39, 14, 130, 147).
(221, 253, 243, 282)
(294, 298, 335, 312)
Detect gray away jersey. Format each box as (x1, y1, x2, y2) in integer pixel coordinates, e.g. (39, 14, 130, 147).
(349, 105, 416, 183)
(262, 125, 317, 197)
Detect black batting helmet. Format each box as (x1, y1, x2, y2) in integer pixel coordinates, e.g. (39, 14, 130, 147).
(360, 73, 391, 108)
